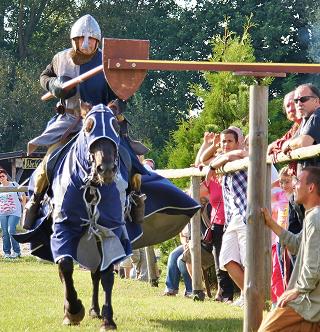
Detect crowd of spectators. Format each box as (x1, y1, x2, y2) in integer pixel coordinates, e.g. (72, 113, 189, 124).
(160, 83, 319, 330)
(176, 83, 320, 330)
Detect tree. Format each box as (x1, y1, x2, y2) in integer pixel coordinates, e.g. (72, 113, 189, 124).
(163, 19, 277, 186)
(2, 1, 77, 60)
(0, 0, 315, 156)
(0, 51, 53, 152)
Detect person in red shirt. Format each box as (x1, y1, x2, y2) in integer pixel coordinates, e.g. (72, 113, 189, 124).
(202, 177, 234, 302)
(196, 132, 234, 302)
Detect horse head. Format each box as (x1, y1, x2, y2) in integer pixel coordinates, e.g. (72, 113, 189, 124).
(82, 103, 120, 185)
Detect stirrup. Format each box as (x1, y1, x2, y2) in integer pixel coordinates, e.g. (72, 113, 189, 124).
(130, 192, 146, 224)
(21, 193, 42, 230)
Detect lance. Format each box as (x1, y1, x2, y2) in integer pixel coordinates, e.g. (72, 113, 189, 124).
(41, 65, 103, 101)
(41, 38, 320, 101)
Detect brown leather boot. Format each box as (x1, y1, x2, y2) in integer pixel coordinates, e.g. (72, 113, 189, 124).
(21, 193, 43, 230)
(130, 192, 146, 224)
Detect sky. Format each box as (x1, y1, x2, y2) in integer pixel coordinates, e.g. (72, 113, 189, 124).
(175, 0, 197, 8)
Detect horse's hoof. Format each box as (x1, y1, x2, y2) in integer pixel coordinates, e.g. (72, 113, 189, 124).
(100, 319, 117, 331)
(62, 300, 85, 325)
(89, 307, 102, 319)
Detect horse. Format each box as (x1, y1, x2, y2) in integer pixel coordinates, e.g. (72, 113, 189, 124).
(43, 103, 136, 330)
(15, 102, 202, 331)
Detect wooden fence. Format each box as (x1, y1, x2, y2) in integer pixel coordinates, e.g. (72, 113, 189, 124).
(1, 143, 320, 327)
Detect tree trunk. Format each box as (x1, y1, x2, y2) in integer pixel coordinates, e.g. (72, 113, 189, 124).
(17, 0, 50, 59)
(0, 2, 6, 47)
(17, 0, 25, 58)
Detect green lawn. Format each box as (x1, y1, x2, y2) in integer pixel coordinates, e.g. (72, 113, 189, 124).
(0, 257, 243, 332)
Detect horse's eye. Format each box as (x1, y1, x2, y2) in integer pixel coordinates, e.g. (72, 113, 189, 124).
(84, 118, 95, 134)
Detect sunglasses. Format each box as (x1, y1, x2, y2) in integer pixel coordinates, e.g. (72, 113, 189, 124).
(293, 95, 317, 104)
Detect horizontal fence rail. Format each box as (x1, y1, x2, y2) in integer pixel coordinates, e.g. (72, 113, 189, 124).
(0, 186, 28, 193)
(156, 144, 320, 178)
(0, 144, 319, 192)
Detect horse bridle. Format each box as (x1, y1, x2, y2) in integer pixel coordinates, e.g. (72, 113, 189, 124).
(87, 145, 119, 186)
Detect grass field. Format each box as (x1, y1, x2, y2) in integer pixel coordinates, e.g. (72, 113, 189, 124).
(0, 256, 243, 332)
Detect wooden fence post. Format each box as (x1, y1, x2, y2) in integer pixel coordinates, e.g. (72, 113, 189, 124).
(244, 84, 268, 331)
(11, 159, 17, 181)
(190, 175, 205, 300)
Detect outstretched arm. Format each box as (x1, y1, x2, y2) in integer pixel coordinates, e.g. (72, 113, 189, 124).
(261, 207, 285, 236)
(206, 149, 247, 182)
(262, 207, 302, 255)
(194, 132, 219, 167)
(282, 135, 315, 154)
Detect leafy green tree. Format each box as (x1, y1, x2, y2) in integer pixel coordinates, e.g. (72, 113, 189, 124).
(0, 0, 315, 156)
(1, 1, 76, 60)
(309, 8, 320, 63)
(0, 52, 53, 152)
(164, 17, 297, 186)
(223, 0, 314, 63)
(164, 21, 257, 185)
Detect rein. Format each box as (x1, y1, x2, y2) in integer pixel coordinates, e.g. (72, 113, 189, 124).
(76, 106, 123, 241)
(80, 179, 103, 241)
(79, 137, 119, 243)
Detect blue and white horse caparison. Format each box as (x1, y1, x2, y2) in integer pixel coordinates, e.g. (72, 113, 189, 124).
(15, 103, 200, 330)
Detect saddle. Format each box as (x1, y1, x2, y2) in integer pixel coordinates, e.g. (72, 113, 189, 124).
(107, 99, 149, 156)
(46, 134, 79, 184)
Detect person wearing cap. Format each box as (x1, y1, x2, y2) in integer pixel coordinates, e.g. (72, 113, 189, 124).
(207, 127, 248, 307)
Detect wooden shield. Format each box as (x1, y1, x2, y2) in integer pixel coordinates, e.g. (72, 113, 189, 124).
(103, 38, 150, 100)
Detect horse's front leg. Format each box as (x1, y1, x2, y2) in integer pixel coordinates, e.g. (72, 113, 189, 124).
(58, 257, 85, 325)
(89, 268, 102, 319)
(100, 265, 117, 330)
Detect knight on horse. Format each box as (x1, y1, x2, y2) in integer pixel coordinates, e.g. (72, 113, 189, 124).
(22, 14, 148, 230)
(16, 14, 200, 331)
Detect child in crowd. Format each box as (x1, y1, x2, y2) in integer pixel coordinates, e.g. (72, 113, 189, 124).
(270, 166, 293, 306)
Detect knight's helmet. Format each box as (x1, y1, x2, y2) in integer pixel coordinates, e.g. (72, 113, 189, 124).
(70, 14, 101, 55)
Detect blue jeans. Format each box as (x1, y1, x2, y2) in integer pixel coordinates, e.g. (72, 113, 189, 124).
(0, 215, 21, 255)
(165, 245, 192, 295)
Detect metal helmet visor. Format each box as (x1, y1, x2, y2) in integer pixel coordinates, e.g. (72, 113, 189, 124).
(70, 14, 101, 47)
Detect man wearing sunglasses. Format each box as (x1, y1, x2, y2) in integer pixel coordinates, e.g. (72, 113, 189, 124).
(282, 83, 320, 175)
